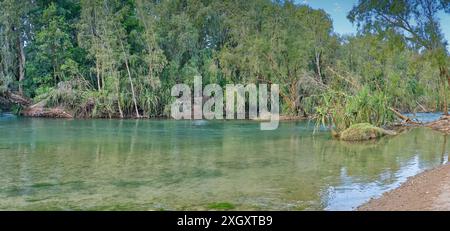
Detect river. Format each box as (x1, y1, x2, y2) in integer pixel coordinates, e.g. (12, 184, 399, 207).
(0, 113, 447, 210)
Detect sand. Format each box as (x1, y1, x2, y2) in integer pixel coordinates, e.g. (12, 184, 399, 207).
(358, 164, 450, 211)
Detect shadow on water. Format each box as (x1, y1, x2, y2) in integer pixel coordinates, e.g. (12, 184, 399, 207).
(0, 114, 448, 210)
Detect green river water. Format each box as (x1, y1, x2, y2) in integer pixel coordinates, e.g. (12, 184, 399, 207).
(0, 113, 448, 210)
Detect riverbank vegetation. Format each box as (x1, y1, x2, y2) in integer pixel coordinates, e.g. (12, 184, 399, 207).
(0, 0, 449, 130)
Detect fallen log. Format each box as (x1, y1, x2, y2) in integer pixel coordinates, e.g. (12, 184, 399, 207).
(22, 100, 73, 118)
(426, 115, 450, 133)
(416, 101, 428, 113)
(388, 107, 421, 125)
(0, 91, 31, 107)
(8, 92, 31, 106)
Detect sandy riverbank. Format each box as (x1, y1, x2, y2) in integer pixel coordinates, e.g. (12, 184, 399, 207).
(358, 164, 450, 211)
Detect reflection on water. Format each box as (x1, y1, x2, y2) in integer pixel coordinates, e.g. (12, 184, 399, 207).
(405, 112, 443, 123)
(0, 114, 448, 210)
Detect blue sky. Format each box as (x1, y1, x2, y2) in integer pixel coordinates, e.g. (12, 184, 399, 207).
(296, 0, 450, 50)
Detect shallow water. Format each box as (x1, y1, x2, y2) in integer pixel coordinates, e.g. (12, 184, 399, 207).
(0, 114, 448, 210)
(405, 112, 444, 123)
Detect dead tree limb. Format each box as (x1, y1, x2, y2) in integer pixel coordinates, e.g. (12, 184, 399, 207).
(388, 107, 421, 125)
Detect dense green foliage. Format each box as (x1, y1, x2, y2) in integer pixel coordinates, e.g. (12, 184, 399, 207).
(0, 0, 449, 129)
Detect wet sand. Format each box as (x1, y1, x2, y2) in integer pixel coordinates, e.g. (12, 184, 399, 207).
(358, 164, 450, 211)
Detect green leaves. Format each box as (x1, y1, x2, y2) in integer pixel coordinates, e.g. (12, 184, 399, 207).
(314, 87, 394, 133)
(1, 0, 447, 119)
(349, 0, 448, 51)
(26, 1, 78, 93)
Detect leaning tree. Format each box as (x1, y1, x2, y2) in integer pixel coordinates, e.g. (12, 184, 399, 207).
(348, 0, 450, 114)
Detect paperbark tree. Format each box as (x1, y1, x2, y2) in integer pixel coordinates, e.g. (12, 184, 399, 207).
(348, 0, 450, 114)
(0, 0, 32, 95)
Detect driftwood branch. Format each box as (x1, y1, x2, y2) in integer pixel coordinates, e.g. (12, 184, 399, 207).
(0, 91, 31, 107)
(388, 107, 421, 125)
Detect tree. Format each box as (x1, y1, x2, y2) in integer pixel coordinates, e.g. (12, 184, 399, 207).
(348, 0, 450, 114)
(0, 0, 33, 95)
(1, 0, 447, 121)
(78, 0, 127, 117)
(135, 0, 167, 117)
(216, 1, 336, 115)
(79, 0, 108, 92)
(31, 2, 76, 87)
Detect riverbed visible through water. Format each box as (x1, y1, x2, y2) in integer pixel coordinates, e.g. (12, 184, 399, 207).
(0, 113, 448, 210)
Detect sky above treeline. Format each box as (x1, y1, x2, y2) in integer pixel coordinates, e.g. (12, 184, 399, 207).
(297, 0, 450, 50)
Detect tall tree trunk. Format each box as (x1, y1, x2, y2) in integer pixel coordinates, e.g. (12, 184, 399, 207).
(105, 1, 140, 118)
(96, 60, 101, 91)
(116, 80, 124, 119)
(51, 45, 58, 86)
(123, 57, 140, 118)
(315, 50, 322, 83)
(118, 39, 140, 118)
(17, 35, 25, 95)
